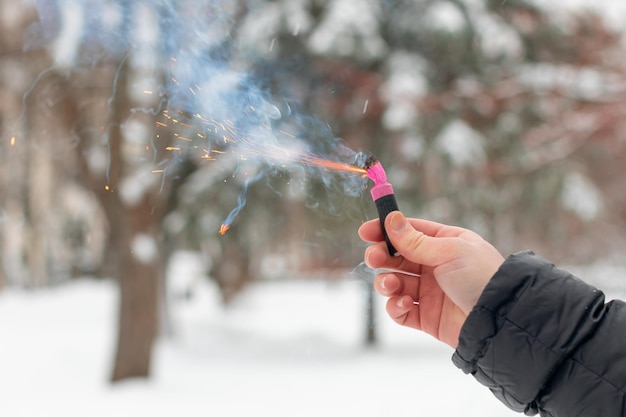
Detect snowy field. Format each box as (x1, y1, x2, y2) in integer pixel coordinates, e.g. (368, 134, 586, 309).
(2, 258, 626, 417)
(0, 266, 522, 417)
(4, 257, 625, 417)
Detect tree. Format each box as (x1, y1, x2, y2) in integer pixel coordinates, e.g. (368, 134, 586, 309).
(17, 1, 204, 381)
(4, 0, 626, 379)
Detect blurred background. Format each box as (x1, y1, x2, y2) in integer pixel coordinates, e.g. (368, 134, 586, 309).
(2, 0, 626, 416)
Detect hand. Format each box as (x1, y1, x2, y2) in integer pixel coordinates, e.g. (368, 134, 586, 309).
(358, 211, 505, 348)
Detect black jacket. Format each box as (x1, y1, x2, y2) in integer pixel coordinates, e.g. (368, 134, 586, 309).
(453, 251, 626, 417)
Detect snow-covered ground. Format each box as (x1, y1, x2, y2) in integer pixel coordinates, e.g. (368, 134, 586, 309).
(0, 268, 521, 417)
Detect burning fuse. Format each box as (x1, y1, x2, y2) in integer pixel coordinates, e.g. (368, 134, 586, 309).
(363, 156, 400, 256)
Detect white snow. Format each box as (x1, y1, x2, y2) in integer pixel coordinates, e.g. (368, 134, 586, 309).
(131, 234, 158, 264)
(51, 0, 84, 67)
(435, 120, 487, 167)
(0, 267, 519, 417)
(118, 169, 158, 207)
(475, 13, 524, 60)
(560, 171, 604, 221)
(549, 0, 626, 29)
(425, 2, 466, 33)
(307, 0, 387, 61)
(382, 53, 427, 130)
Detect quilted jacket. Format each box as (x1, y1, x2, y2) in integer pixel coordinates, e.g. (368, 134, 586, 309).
(453, 251, 626, 417)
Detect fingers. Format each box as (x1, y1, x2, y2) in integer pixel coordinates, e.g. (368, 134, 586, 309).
(374, 272, 422, 329)
(375, 272, 419, 326)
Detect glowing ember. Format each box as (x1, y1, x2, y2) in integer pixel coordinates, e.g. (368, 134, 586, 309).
(219, 224, 230, 235)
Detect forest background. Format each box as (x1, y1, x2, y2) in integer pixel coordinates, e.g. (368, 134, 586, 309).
(2, 0, 626, 389)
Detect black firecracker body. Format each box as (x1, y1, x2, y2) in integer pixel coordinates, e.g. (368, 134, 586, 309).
(375, 194, 399, 256)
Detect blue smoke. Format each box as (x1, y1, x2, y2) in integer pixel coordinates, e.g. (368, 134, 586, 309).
(32, 0, 370, 227)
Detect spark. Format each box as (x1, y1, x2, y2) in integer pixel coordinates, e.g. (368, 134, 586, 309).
(156, 122, 168, 127)
(10, 136, 16, 146)
(219, 224, 230, 235)
(165, 147, 180, 151)
(363, 99, 369, 114)
(144, 90, 153, 94)
(152, 169, 165, 173)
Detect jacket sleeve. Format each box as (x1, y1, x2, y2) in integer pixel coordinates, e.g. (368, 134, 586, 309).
(452, 250, 626, 417)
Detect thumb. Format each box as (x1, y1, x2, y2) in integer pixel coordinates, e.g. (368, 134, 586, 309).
(385, 211, 453, 267)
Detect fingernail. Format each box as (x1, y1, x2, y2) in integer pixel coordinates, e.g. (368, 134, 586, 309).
(389, 212, 407, 232)
(396, 297, 404, 308)
(380, 276, 386, 290)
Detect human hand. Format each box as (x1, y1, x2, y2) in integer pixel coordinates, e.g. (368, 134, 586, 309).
(358, 211, 505, 348)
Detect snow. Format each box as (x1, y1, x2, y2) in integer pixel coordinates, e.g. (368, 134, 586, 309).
(425, 2, 466, 33)
(435, 120, 486, 167)
(307, 0, 387, 61)
(382, 53, 427, 130)
(560, 171, 604, 221)
(0, 268, 519, 417)
(554, 0, 626, 29)
(131, 234, 158, 264)
(51, 0, 84, 67)
(119, 169, 159, 207)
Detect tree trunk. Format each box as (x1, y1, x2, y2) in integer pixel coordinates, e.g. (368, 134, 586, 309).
(27, 141, 54, 287)
(102, 58, 161, 381)
(110, 199, 161, 381)
(214, 237, 251, 305)
(364, 282, 377, 347)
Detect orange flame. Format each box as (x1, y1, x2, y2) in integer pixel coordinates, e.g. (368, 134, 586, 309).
(301, 156, 367, 175)
(219, 224, 230, 235)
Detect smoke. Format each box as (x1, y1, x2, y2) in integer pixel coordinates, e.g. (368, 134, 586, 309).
(32, 0, 370, 228)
